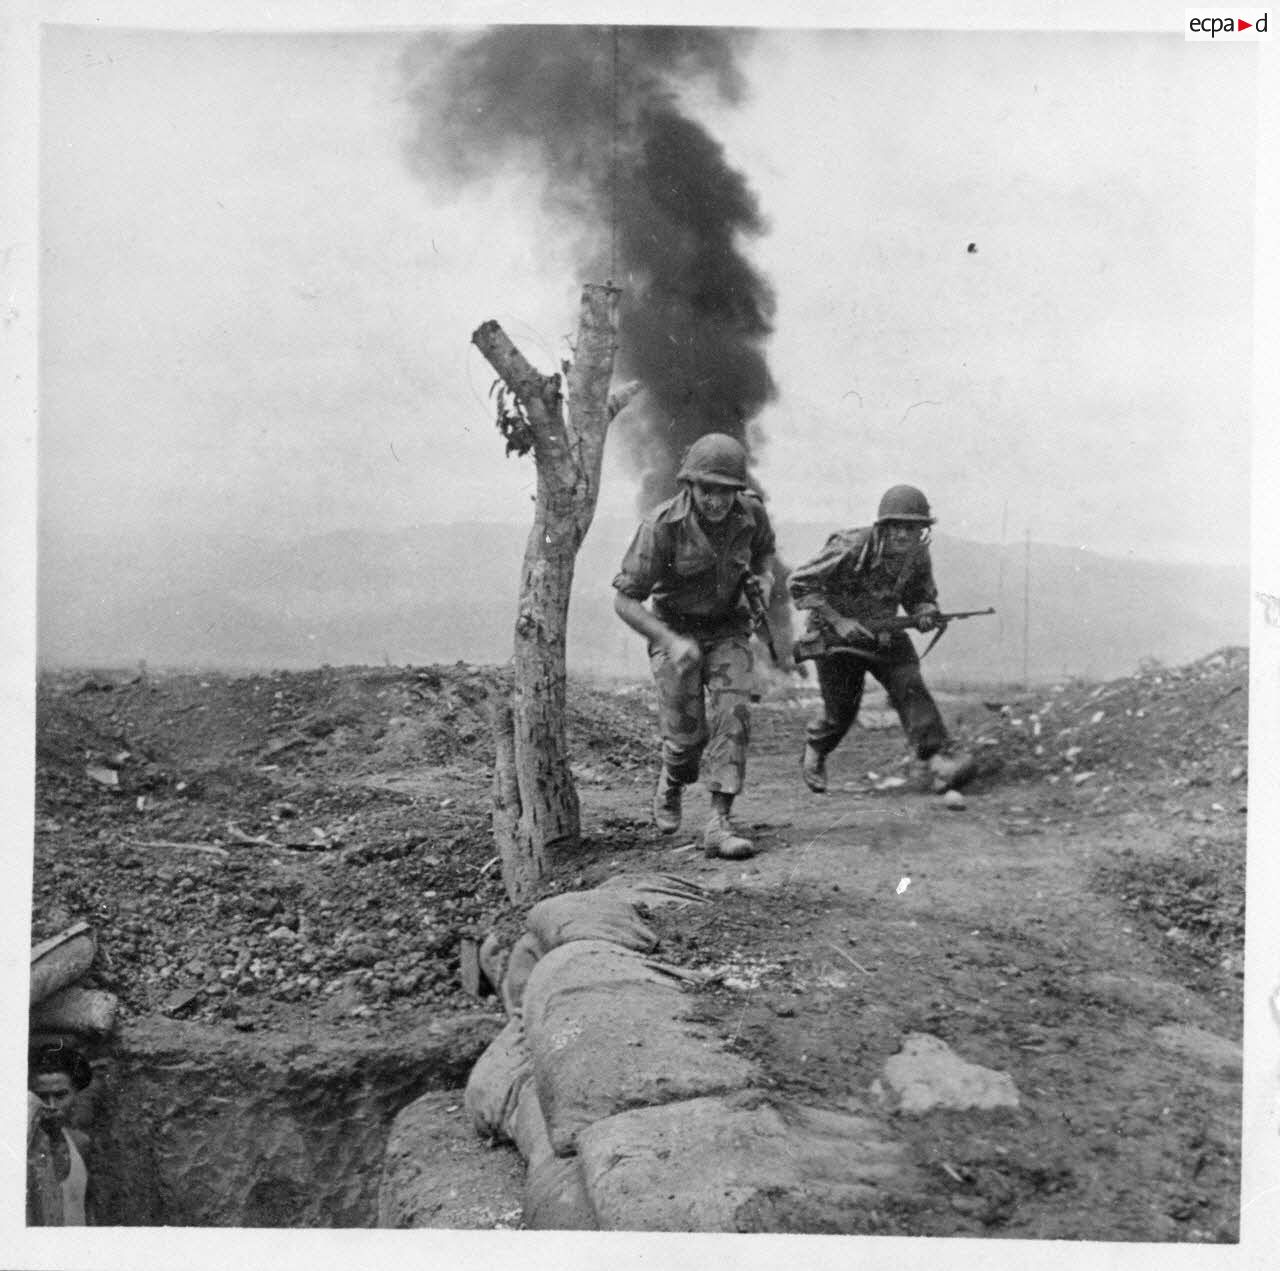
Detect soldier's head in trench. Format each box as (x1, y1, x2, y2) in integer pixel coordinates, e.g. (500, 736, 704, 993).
(29, 1044, 92, 1128)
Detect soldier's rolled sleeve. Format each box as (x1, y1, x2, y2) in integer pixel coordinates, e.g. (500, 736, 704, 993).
(612, 521, 660, 600)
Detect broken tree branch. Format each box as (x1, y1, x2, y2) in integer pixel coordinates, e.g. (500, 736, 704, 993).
(134, 841, 232, 858)
(607, 379, 643, 422)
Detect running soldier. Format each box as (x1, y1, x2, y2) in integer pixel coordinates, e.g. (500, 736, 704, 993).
(613, 433, 777, 859)
(788, 484, 974, 794)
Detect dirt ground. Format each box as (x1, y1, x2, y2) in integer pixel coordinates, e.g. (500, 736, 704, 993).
(30, 647, 1246, 1239)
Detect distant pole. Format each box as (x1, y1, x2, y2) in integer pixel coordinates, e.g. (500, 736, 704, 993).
(1022, 529, 1031, 688)
(997, 500, 1008, 669)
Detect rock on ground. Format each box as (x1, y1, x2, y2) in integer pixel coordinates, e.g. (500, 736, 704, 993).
(879, 1032, 1021, 1114)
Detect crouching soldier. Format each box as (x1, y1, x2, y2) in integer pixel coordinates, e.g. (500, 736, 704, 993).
(613, 433, 778, 859)
(788, 484, 974, 795)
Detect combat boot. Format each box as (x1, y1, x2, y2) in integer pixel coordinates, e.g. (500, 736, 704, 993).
(910, 757, 933, 792)
(801, 744, 828, 794)
(652, 767, 684, 834)
(703, 810, 754, 860)
(927, 748, 977, 793)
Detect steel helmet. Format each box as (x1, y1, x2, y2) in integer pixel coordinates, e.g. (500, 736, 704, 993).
(876, 484, 935, 524)
(676, 433, 749, 489)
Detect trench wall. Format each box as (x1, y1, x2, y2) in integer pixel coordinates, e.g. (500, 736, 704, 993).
(87, 1014, 500, 1226)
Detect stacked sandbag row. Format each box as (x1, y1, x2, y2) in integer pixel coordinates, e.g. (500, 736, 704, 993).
(30, 922, 120, 1048)
(463, 874, 746, 1229)
(384, 872, 910, 1232)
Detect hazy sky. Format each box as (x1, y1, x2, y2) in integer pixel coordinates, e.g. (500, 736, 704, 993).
(31, 14, 1262, 568)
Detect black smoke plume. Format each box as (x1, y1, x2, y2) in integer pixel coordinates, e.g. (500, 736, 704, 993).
(401, 25, 776, 510)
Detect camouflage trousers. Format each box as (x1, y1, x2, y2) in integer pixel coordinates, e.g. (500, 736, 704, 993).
(806, 631, 948, 761)
(648, 634, 755, 795)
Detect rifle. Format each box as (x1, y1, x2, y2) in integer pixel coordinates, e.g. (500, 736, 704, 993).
(741, 573, 779, 664)
(792, 607, 995, 665)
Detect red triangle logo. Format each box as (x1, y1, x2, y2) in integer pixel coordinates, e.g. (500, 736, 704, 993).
(1239, 19, 1253, 30)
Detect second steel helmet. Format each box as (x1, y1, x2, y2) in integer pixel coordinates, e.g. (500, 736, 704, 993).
(676, 433, 749, 489)
(876, 484, 935, 524)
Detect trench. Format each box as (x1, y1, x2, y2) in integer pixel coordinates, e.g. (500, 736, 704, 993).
(83, 1014, 499, 1227)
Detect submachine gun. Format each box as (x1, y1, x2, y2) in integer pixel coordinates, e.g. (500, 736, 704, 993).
(792, 607, 995, 666)
(740, 572, 779, 664)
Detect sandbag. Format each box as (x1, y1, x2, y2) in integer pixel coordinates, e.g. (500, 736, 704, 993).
(522, 940, 759, 1156)
(508, 1026, 599, 1228)
(500, 879, 703, 1018)
(525, 890, 658, 955)
(30, 986, 119, 1038)
(597, 872, 710, 908)
(30, 923, 96, 1004)
(463, 1016, 532, 1142)
(577, 1093, 911, 1232)
(478, 932, 508, 996)
(524, 1154, 598, 1231)
(501, 932, 544, 1017)
(509, 1072, 553, 1168)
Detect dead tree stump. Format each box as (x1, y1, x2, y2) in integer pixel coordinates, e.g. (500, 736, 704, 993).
(471, 283, 637, 902)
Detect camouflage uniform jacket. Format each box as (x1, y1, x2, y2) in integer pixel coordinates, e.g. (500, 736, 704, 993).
(613, 486, 776, 640)
(788, 525, 939, 636)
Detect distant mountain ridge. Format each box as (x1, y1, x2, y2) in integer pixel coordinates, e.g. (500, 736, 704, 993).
(37, 519, 1249, 685)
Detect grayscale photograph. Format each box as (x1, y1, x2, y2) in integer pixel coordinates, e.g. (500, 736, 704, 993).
(7, 2, 1274, 1266)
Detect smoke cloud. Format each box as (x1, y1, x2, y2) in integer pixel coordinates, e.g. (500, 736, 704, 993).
(401, 25, 776, 509)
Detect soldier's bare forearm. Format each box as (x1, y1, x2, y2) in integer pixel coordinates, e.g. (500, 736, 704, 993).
(613, 591, 676, 647)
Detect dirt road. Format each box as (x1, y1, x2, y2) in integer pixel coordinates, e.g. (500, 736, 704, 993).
(587, 702, 1243, 1240)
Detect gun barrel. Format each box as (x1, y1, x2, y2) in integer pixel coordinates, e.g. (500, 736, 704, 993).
(795, 605, 995, 664)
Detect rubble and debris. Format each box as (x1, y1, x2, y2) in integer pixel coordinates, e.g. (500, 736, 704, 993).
(32, 664, 658, 1030)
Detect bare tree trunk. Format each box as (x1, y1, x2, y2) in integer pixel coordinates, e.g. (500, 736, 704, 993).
(472, 283, 636, 903)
